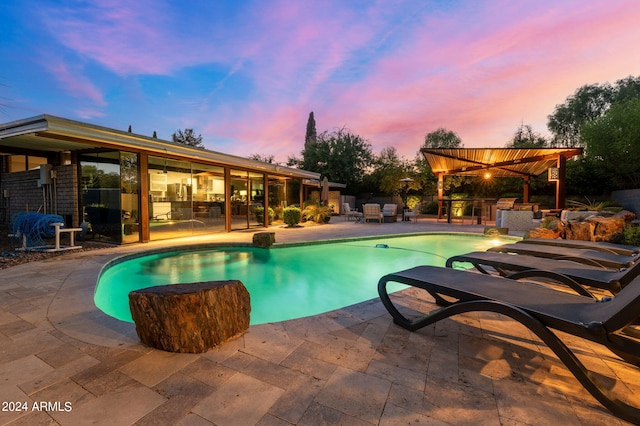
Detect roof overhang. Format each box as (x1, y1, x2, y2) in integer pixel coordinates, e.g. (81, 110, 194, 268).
(0, 114, 319, 180)
(421, 147, 583, 178)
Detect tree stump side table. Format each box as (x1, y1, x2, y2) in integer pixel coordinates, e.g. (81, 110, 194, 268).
(128, 280, 251, 353)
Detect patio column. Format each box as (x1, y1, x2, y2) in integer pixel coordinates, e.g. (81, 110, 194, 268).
(263, 174, 269, 227)
(139, 152, 150, 243)
(437, 173, 444, 219)
(556, 155, 567, 209)
(523, 176, 530, 203)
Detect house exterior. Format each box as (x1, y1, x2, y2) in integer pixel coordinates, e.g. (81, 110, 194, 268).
(0, 115, 320, 244)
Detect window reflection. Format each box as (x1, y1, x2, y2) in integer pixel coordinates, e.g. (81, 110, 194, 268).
(148, 156, 225, 240)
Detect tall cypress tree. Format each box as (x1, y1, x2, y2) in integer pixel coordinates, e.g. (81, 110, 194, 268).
(305, 112, 317, 149)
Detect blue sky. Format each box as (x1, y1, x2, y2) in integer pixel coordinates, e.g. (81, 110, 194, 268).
(2, 0, 639, 162)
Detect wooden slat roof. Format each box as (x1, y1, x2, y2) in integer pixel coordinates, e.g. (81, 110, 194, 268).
(421, 148, 583, 178)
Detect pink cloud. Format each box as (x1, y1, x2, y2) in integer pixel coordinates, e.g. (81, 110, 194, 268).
(39, 0, 228, 76)
(312, 0, 640, 156)
(46, 59, 107, 107)
(35, 0, 640, 162)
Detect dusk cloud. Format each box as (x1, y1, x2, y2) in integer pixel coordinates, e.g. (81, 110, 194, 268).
(2, 0, 639, 161)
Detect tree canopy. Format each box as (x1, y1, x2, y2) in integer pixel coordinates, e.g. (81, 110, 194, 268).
(172, 128, 204, 148)
(547, 75, 640, 147)
(423, 128, 463, 148)
(581, 98, 640, 189)
(291, 126, 373, 193)
(506, 124, 547, 148)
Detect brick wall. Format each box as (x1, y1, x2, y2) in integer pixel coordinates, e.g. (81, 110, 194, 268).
(1, 164, 79, 226)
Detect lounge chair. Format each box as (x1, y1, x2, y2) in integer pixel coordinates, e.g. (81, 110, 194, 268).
(489, 242, 639, 269)
(446, 250, 640, 294)
(377, 265, 640, 423)
(363, 204, 383, 223)
(517, 238, 639, 256)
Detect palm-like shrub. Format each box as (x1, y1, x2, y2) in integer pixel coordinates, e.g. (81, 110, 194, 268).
(302, 203, 332, 223)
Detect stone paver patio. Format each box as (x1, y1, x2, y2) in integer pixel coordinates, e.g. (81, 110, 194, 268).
(1, 217, 638, 425)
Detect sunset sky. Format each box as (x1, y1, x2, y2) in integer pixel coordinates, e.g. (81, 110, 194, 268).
(2, 0, 639, 162)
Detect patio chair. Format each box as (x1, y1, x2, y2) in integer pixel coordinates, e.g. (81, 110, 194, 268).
(362, 204, 383, 223)
(343, 203, 362, 221)
(436, 200, 464, 223)
(488, 242, 639, 269)
(404, 203, 420, 222)
(517, 238, 639, 256)
(468, 199, 490, 225)
(446, 250, 640, 295)
(377, 265, 640, 423)
(382, 204, 398, 222)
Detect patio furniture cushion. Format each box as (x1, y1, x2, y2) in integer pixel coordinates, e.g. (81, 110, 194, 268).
(363, 204, 383, 223)
(382, 204, 398, 222)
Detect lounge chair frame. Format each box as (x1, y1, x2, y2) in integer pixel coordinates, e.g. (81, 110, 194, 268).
(446, 250, 640, 295)
(518, 238, 639, 256)
(489, 242, 639, 269)
(378, 265, 640, 423)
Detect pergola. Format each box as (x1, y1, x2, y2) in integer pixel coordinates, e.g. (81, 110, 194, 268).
(421, 147, 583, 210)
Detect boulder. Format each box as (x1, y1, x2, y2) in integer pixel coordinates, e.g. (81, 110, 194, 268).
(129, 280, 251, 353)
(253, 232, 276, 248)
(587, 216, 625, 242)
(614, 210, 638, 222)
(564, 221, 595, 241)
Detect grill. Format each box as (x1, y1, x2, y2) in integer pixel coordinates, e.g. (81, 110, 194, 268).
(496, 198, 517, 210)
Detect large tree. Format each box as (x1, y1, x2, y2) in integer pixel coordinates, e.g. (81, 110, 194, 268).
(420, 128, 467, 193)
(172, 128, 204, 148)
(362, 147, 416, 196)
(506, 124, 547, 148)
(581, 98, 640, 190)
(305, 111, 317, 147)
(547, 75, 640, 148)
(294, 127, 373, 193)
(423, 128, 463, 148)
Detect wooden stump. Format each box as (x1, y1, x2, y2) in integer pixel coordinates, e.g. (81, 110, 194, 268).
(483, 227, 509, 236)
(253, 232, 275, 247)
(128, 280, 251, 353)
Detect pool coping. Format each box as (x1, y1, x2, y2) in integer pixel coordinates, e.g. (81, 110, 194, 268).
(2, 220, 634, 425)
(58, 231, 520, 350)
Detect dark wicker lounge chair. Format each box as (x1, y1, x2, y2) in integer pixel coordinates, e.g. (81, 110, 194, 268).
(517, 238, 639, 256)
(446, 250, 640, 295)
(377, 265, 640, 423)
(489, 242, 639, 269)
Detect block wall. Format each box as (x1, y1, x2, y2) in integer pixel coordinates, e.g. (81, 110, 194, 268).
(611, 189, 640, 216)
(1, 164, 79, 226)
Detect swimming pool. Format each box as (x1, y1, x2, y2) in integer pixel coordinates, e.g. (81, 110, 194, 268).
(95, 233, 511, 325)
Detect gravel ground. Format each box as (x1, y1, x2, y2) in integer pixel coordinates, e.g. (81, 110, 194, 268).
(0, 224, 113, 270)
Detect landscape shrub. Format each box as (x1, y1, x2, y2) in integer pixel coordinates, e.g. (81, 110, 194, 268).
(283, 207, 301, 227)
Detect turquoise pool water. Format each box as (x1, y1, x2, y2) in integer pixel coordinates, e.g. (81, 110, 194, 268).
(95, 233, 508, 325)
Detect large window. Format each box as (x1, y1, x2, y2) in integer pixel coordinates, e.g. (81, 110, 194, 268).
(148, 156, 225, 241)
(80, 151, 140, 244)
(7, 155, 48, 172)
(230, 170, 264, 230)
